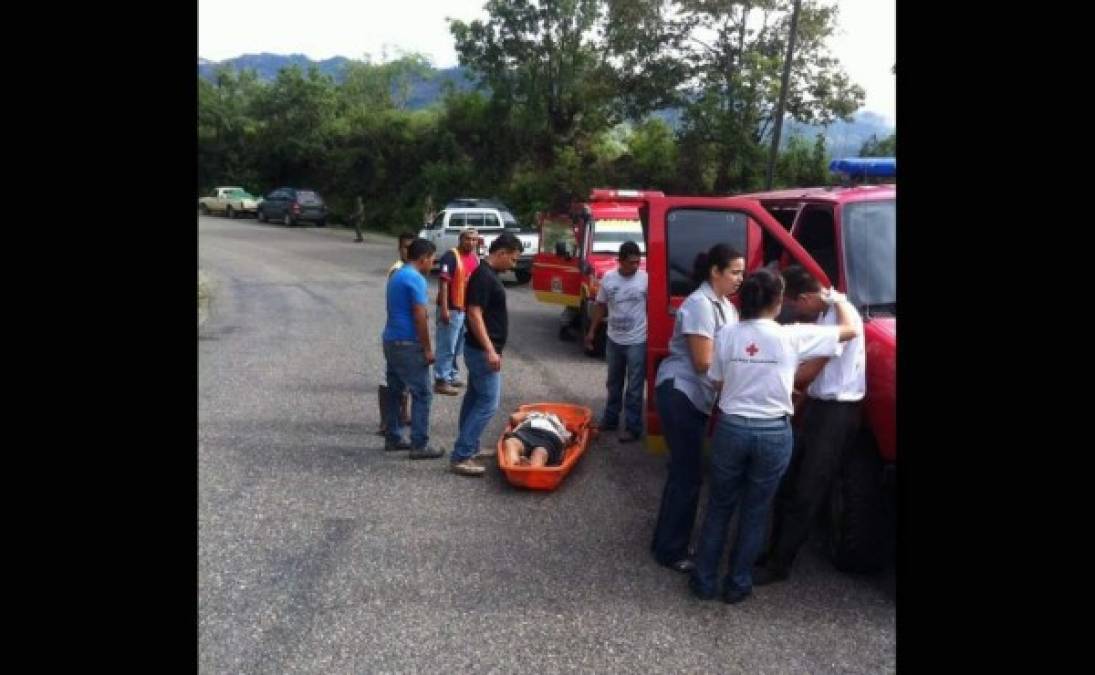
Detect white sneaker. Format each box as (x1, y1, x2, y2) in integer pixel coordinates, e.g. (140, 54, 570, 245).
(450, 459, 486, 476)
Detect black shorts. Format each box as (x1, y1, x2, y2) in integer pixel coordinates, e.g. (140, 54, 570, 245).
(504, 426, 566, 466)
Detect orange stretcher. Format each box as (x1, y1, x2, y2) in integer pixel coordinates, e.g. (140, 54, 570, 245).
(495, 402, 595, 491)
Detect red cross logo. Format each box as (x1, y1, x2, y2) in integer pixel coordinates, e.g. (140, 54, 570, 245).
(746, 342, 759, 356)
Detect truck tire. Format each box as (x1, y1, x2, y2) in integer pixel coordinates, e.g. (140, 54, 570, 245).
(514, 268, 531, 284)
(257, 208, 266, 223)
(580, 300, 607, 358)
(828, 435, 886, 573)
(226, 205, 235, 219)
(199, 204, 209, 215)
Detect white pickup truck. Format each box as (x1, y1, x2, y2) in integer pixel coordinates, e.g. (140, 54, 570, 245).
(418, 202, 539, 283)
(198, 187, 260, 218)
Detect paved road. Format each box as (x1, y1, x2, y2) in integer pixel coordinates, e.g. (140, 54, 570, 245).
(198, 215, 895, 673)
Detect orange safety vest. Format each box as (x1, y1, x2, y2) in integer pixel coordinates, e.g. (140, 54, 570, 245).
(447, 248, 470, 309)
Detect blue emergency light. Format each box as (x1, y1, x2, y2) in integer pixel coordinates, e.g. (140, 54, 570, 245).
(829, 157, 896, 178)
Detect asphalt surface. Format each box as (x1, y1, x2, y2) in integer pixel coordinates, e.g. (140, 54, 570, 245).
(198, 215, 896, 673)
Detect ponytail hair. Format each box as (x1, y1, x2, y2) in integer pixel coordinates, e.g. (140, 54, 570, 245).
(739, 267, 785, 320)
(691, 243, 744, 286)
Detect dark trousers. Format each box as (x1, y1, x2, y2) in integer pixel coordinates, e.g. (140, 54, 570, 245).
(650, 379, 709, 565)
(766, 398, 862, 571)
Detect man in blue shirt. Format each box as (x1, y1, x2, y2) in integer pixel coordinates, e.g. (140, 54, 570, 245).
(383, 238, 444, 459)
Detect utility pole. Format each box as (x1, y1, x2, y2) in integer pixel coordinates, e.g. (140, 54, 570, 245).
(765, 0, 802, 190)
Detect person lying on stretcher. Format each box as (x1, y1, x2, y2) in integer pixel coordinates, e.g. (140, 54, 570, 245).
(502, 410, 576, 467)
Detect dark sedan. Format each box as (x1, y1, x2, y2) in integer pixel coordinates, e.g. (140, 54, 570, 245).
(256, 188, 328, 227)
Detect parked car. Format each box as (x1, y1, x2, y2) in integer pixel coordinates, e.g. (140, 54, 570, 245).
(198, 187, 260, 218)
(418, 199, 539, 282)
(256, 188, 328, 227)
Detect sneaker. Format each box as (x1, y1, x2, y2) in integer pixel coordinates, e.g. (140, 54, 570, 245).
(753, 566, 790, 586)
(619, 431, 642, 443)
(473, 447, 497, 459)
(665, 558, 695, 574)
(384, 439, 411, 452)
(409, 446, 445, 460)
(434, 381, 459, 396)
(450, 459, 486, 476)
(448, 379, 464, 388)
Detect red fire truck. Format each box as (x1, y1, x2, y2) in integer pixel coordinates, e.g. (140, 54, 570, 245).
(530, 190, 661, 356)
(584, 172, 895, 572)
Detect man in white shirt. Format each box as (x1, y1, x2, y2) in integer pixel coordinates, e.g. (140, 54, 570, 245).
(586, 241, 648, 442)
(756, 265, 866, 585)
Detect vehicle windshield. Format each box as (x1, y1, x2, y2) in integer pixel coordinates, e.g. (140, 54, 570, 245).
(842, 199, 896, 313)
(591, 218, 646, 254)
(297, 191, 323, 204)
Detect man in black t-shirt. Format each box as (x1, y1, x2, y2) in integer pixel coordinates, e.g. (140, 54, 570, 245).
(449, 232, 523, 476)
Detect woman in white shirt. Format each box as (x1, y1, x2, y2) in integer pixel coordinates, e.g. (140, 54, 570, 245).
(650, 244, 745, 574)
(688, 267, 859, 604)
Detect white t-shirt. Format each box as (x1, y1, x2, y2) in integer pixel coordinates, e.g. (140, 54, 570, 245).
(655, 282, 738, 414)
(710, 319, 842, 418)
(807, 305, 866, 401)
(595, 268, 648, 345)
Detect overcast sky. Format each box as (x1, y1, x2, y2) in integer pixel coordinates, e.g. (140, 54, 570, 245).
(199, 0, 894, 123)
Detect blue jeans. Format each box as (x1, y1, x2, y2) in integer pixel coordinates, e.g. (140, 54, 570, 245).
(383, 341, 433, 449)
(434, 308, 466, 384)
(451, 344, 502, 462)
(691, 415, 793, 597)
(650, 379, 709, 565)
(601, 338, 646, 435)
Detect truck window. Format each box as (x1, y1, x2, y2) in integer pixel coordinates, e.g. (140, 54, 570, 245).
(766, 205, 799, 230)
(448, 213, 467, 229)
(482, 213, 501, 229)
(794, 206, 839, 286)
(591, 219, 646, 254)
(842, 200, 896, 311)
(666, 209, 748, 297)
(540, 218, 576, 255)
(760, 204, 798, 266)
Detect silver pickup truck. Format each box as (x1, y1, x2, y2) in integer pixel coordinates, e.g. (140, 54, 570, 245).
(418, 201, 539, 283)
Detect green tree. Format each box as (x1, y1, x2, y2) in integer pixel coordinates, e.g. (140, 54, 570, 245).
(449, 0, 622, 196)
(858, 133, 895, 157)
(775, 132, 828, 186)
(617, 0, 865, 193)
(338, 54, 434, 111)
(198, 67, 263, 193)
(626, 117, 679, 189)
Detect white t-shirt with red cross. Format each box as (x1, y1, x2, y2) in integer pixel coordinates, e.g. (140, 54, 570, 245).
(709, 318, 842, 418)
